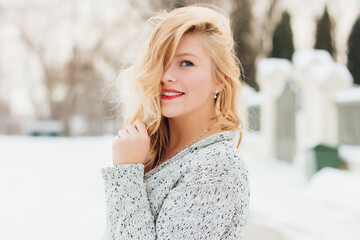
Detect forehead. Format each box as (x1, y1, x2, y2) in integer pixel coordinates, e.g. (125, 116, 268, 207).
(174, 33, 211, 59)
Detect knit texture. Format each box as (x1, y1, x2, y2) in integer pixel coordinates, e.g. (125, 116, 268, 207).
(101, 130, 250, 240)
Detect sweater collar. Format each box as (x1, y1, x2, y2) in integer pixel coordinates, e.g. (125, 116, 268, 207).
(186, 130, 239, 151)
(145, 130, 239, 177)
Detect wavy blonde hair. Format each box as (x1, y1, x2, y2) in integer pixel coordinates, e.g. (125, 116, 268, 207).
(117, 4, 245, 174)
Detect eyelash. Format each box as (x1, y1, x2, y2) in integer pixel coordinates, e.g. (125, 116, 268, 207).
(180, 60, 194, 67)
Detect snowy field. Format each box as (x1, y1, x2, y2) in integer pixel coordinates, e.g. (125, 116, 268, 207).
(0, 133, 359, 240)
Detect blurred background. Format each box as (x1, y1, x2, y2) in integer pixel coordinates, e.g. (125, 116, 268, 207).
(0, 0, 359, 239)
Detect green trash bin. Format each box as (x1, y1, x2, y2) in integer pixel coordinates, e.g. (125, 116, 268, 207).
(313, 144, 340, 171)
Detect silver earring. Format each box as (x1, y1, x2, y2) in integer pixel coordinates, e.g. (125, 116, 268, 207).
(214, 88, 218, 99)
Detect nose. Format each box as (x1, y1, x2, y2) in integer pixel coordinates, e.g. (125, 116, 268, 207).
(161, 66, 177, 84)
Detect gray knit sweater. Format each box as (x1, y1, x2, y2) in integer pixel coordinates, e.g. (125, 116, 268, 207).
(101, 130, 250, 240)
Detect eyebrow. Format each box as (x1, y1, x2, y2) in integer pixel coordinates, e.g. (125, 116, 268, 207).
(174, 52, 200, 59)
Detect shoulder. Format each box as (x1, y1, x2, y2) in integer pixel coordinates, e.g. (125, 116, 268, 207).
(171, 140, 250, 209)
(178, 142, 250, 208)
(185, 141, 249, 188)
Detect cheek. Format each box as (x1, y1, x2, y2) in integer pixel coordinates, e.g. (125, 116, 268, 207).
(186, 72, 212, 96)
(186, 74, 211, 102)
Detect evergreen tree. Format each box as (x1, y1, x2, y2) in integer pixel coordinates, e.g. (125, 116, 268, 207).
(270, 11, 294, 61)
(347, 16, 360, 85)
(231, 0, 258, 90)
(314, 6, 336, 58)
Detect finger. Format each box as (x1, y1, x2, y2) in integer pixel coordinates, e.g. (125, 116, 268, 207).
(126, 124, 138, 135)
(117, 129, 127, 138)
(134, 119, 148, 136)
(124, 124, 131, 134)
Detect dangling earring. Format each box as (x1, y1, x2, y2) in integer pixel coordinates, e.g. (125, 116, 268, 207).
(214, 88, 218, 99)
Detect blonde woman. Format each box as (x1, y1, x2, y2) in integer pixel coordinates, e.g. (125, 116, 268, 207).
(101, 4, 250, 239)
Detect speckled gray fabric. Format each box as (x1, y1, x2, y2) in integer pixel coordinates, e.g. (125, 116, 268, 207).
(101, 130, 250, 240)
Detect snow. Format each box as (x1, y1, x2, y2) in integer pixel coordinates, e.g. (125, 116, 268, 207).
(339, 144, 360, 165)
(0, 134, 113, 240)
(334, 87, 360, 104)
(1, 133, 360, 240)
(292, 50, 333, 71)
(293, 50, 353, 87)
(308, 62, 354, 86)
(241, 159, 360, 240)
(257, 58, 292, 77)
(256, 58, 294, 98)
(239, 132, 360, 240)
(242, 85, 263, 106)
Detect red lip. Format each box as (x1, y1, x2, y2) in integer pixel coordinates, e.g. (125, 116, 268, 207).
(161, 88, 185, 100)
(162, 88, 184, 93)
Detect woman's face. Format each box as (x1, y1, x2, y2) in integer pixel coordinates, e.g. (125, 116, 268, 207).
(160, 33, 217, 119)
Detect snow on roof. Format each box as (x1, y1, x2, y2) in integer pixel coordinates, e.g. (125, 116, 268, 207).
(334, 87, 360, 104)
(292, 49, 333, 71)
(292, 50, 353, 87)
(309, 61, 353, 86)
(257, 58, 292, 77)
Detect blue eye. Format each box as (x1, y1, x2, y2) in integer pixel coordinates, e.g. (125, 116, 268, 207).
(181, 60, 193, 67)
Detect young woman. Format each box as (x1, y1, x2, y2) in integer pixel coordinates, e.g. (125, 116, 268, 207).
(101, 4, 250, 239)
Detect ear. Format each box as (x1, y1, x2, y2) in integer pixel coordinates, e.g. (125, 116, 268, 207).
(215, 76, 227, 92)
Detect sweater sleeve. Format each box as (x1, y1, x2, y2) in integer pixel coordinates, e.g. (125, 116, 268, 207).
(101, 164, 155, 239)
(101, 164, 241, 240)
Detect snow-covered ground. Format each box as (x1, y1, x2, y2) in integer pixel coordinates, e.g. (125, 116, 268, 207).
(240, 132, 360, 240)
(0, 133, 359, 240)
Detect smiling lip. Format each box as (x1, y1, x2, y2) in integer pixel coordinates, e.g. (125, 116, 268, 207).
(162, 88, 184, 93)
(161, 88, 185, 100)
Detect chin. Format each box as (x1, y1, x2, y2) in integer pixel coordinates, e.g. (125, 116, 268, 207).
(161, 113, 179, 118)
(161, 109, 185, 118)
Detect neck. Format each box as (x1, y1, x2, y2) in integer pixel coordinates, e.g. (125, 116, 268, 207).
(166, 111, 220, 152)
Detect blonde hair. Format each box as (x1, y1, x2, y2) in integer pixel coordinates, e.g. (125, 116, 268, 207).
(117, 4, 244, 174)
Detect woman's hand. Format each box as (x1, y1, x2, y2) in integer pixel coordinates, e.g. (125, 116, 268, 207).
(112, 119, 150, 165)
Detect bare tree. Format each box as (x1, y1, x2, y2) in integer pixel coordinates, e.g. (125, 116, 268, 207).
(0, 69, 11, 134)
(16, 2, 134, 136)
(231, 0, 258, 90)
(256, 0, 280, 58)
(130, 0, 223, 20)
